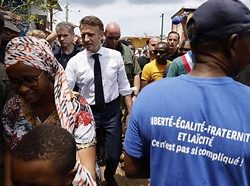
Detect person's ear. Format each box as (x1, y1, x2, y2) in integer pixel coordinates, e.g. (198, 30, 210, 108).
(226, 34, 241, 76)
(64, 168, 77, 185)
(101, 31, 105, 40)
(227, 33, 239, 58)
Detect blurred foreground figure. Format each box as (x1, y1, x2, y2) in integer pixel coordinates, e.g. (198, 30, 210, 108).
(124, 0, 250, 185)
(11, 125, 77, 186)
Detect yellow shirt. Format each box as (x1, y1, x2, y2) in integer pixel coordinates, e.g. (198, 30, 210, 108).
(141, 59, 171, 83)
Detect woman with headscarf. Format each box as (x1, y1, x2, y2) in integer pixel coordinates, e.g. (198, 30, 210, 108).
(2, 36, 96, 186)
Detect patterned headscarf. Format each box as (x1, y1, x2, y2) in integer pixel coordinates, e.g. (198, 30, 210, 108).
(4, 36, 77, 132)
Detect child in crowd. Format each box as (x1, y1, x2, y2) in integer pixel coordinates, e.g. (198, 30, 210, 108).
(11, 124, 77, 186)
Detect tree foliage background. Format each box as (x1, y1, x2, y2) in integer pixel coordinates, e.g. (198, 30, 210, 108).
(0, 0, 58, 24)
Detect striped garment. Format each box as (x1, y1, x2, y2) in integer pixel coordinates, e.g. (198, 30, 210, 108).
(166, 51, 194, 77)
(180, 51, 194, 73)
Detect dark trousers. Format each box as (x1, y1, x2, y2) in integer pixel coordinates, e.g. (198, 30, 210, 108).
(91, 100, 122, 179)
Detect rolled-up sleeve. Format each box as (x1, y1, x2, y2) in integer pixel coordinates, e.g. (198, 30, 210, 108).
(74, 123, 96, 149)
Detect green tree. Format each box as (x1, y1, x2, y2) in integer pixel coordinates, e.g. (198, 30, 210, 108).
(0, 0, 60, 28)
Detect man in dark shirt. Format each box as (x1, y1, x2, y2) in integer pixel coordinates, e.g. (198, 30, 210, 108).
(53, 21, 82, 69)
(137, 49, 149, 70)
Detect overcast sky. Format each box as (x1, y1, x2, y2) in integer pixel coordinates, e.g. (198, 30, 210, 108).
(54, 0, 250, 37)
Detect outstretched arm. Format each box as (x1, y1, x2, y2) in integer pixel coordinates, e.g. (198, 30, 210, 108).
(46, 31, 58, 44)
(181, 12, 189, 42)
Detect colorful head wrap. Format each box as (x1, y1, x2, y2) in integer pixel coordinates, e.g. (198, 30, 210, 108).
(4, 36, 76, 132)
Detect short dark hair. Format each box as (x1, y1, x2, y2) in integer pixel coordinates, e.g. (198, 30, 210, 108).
(12, 125, 76, 175)
(167, 31, 180, 40)
(79, 15, 104, 31)
(156, 41, 168, 50)
(56, 21, 75, 34)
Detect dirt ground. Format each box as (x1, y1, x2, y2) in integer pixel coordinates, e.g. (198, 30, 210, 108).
(99, 127, 150, 186)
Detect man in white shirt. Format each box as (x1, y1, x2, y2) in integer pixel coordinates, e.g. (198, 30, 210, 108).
(65, 15, 132, 186)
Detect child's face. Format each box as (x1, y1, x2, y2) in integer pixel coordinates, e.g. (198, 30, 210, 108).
(11, 157, 70, 186)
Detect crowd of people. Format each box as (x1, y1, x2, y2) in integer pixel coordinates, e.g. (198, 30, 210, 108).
(1, 0, 250, 185)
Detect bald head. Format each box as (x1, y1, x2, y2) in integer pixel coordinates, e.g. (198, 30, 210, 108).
(105, 22, 121, 34)
(104, 22, 121, 49)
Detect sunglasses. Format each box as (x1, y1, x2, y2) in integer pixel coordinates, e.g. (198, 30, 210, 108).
(106, 35, 120, 40)
(153, 50, 167, 55)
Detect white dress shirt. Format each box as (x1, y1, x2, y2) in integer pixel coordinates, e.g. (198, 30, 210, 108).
(65, 47, 132, 105)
